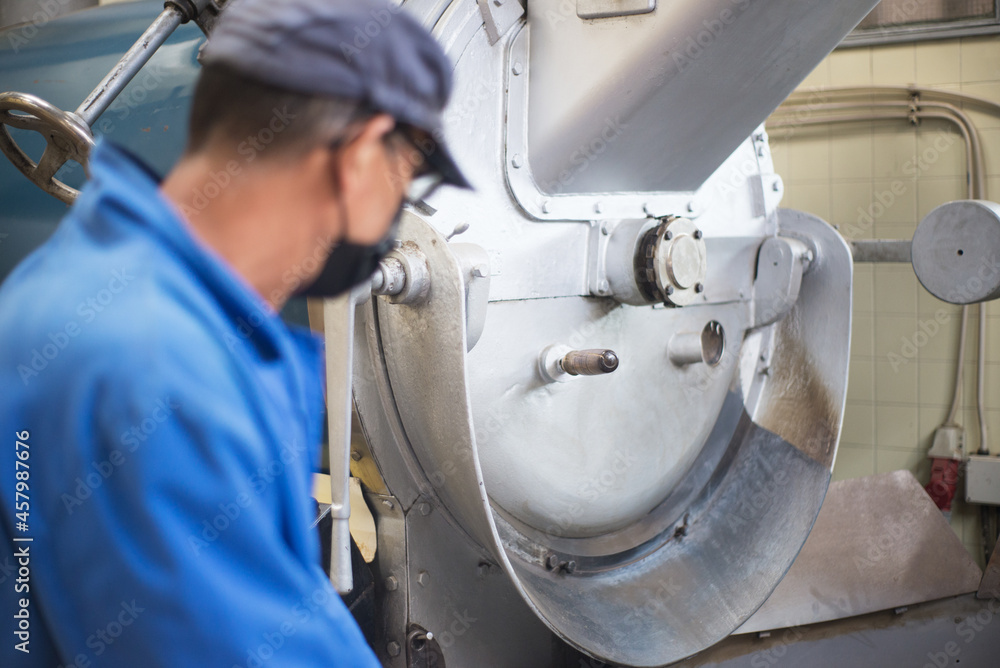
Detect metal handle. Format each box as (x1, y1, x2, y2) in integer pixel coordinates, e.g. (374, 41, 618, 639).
(560, 349, 619, 375)
(0, 93, 95, 205)
(539, 345, 620, 382)
(0, 2, 219, 203)
(322, 292, 357, 595)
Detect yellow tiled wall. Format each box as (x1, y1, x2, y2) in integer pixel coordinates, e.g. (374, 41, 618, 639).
(768, 36, 1000, 567)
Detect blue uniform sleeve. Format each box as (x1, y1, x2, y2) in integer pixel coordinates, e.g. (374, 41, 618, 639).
(24, 341, 379, 668)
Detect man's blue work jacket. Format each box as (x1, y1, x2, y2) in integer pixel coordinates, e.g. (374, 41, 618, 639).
(0, 140, 379, 667)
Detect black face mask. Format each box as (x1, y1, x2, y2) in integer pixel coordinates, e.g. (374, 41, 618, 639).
(296, 204, 402, 298)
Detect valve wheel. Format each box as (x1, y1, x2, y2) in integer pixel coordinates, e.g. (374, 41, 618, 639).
(0, 92, 95, 205)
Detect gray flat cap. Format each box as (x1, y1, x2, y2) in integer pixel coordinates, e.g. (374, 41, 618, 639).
(201, 0, 470, 188)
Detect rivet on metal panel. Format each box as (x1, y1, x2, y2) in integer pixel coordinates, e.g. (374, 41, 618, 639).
(596, 202, 605, 216)
(382, 499, 395, 510)
(511, 153, 523, 168)
(387, 641, 401, 657)
(418, 502, 432, 516)
(350, 450, 362, 462)
(385, 575, 399, 591)
(544, 553, 559, 570)
(541, 199, 551, 214)
(512, 61, 523, 76)
(417, 570, 430, 587)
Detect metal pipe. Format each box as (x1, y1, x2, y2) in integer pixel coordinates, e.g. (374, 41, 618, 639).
(849, 240, 912, 263)
(783, 86, 1000, 119)
(978, 304, 989, 454)
(946, 305, 969, 426)
(769, 107, 981, 198)
(775, 85, 993, 197)
(75, 6, 185, 126)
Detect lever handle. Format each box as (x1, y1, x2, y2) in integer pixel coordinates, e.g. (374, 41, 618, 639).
(560, 349, 619, 376)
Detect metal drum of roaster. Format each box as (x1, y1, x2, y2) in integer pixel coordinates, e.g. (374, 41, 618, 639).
(348, 0, 875, 665)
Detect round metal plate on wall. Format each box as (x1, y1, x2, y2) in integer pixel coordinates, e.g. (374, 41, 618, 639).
(911, 200, 1000, 304)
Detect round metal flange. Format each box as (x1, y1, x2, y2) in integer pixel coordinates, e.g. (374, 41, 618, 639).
(911, 200, 1000, 304)
(0, 92, 95, 205)
(636, 217, 707, 306)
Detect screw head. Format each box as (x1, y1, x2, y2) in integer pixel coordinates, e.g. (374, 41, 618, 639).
(664, 230, 673, 241)
(382, 499, 394, 510)
(418, 502, 432, 516)
(417, 570, 430, 587)
(545, 553, 559, 570)
(693, 229, 703, 240)
(695, 283, 704, 294)
(385, 575, 398, 591)
(512, 61, 523, 76)
(511, 153, 523, 168)
(598, 279, 610, 294)
(387, 641, 401, 657)
(563, 560, 577, 574)
(350, 450, 362, 462)
(541, 199, 551, 214)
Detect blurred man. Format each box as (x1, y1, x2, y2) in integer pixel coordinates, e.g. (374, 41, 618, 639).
(0, 0, 469, 665)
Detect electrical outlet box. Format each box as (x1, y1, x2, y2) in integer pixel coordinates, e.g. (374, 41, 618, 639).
(966, 455, 1000, 506)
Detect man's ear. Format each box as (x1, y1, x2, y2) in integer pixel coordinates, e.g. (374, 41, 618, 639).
(337, 113, 396, 196)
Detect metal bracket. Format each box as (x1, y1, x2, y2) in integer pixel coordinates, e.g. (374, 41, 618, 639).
(587, 220, 613, 296)
(449, 243, 491, 351)
(751, 236, 813, 328)
(165, 0, 230, 35)
(477, 0, 524, 45)
(577, 0, 655, 20)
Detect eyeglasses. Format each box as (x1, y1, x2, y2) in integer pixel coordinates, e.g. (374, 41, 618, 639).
(330, 122, 447, 205)
(405, 170, 445, 205)
(390, 127, 446, 205)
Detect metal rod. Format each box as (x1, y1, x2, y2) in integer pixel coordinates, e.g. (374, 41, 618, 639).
(74, 6, 185, 126)
(323, 292, 357, 595)
(849, 240, 912, 263)
(946, 305, 969, 426)
(978, 303, 989, 454)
